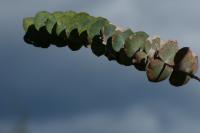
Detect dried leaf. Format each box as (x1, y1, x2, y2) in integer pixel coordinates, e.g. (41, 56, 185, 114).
(146, 59, 172, 82)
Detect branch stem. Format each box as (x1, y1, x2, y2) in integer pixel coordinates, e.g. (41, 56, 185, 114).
(165, 63, 200, 82)
(189, 73, 200, 82)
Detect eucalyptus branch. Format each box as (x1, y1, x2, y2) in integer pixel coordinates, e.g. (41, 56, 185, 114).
(23, 11, 199, 87)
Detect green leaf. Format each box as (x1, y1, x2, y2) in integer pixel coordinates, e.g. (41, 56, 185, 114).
(124, 34, 144, 58)
(146, 59, 172, 82)
(112, 29, 133, 52)
(144, 41, 156, 58)
(124, 32, 148, 58)
(52, 11, 64, 20)
(23, 17, 34, 32)
(77, 15, 95, 35)
(62, 11, 78, 35)
(135, 31, 149, 50)
(121, 28, 134, 38)
(111, 31, 124, 52)
(102, 23, 116, 43)
(45, 14, 56, 34)
(135, 31, 149, 39)
(87, 17, 109, 42)
(34, 11, 50, 31)
(52, 11, 66, 35)
(158, 40, 179, 65)
(73, 12, 94, 34)
(144, 37, 159, 57)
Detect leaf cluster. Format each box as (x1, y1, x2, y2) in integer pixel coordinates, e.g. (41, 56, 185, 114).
(23, 11, 199, 86)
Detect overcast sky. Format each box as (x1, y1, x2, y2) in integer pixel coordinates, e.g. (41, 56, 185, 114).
(0, 0, 200, 133)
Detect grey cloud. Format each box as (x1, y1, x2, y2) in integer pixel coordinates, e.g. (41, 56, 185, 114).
(1, 105, 200, 133)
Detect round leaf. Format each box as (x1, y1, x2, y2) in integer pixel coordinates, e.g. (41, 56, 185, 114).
(34, 11, 49, 31)
(144, 37, 159, 58)
(111, 31, 124, 52)
(73, 12, 94, 34)
(23, 17, 34, 32)
(52, 11, 66, 35)
(174, 47, 198, 74)
(133, 51, 148, 71)
(121, 29, 134, 39)
(117, 49, 132, 66)
(135, 31, 149, 39)
(146, 59, 172, 82)
(124, 34, 145, 58)
(45, 14, 56, 34)
(158, 40, 179, 65)
(169, 70, 190, 87)
(88, 17, 109, 42)
(112, 29, 133, 52)
(102, 23, 116, 44)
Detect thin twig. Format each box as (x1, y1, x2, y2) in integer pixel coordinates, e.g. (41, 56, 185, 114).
(189, 73, 200, 82)
(165, 63, 200, 82)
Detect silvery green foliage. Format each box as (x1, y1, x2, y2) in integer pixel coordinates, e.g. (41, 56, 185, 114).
(23, 11, 199, 86)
